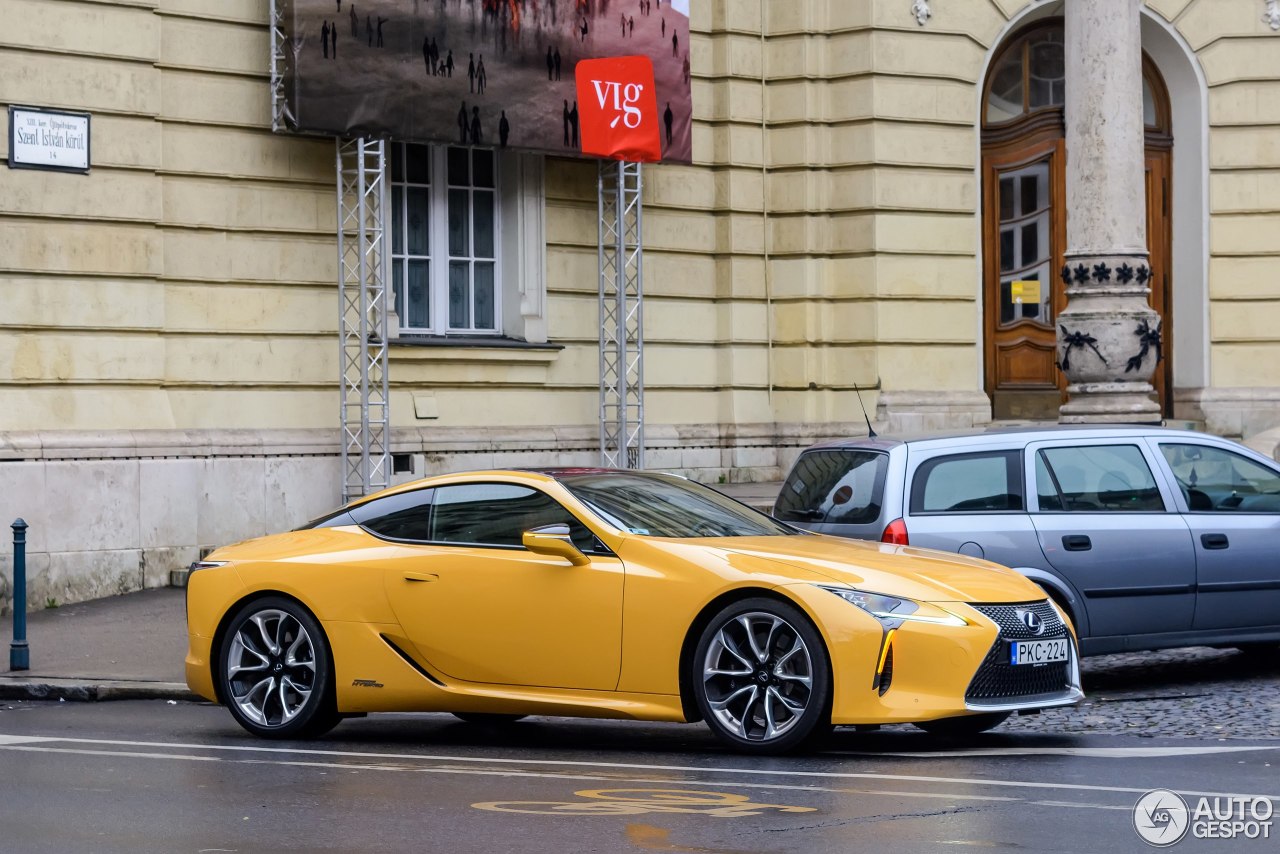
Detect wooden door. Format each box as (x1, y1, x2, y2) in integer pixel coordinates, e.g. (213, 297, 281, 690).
(983, 136, 1067, 420)
(1144, 148, 1172, 416)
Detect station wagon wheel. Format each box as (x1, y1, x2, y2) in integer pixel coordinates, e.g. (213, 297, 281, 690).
(691, 597, 831, 754)
(218, 596, 339, 740)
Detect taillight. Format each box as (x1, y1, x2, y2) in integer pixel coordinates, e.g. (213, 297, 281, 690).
(881, 518, 909, 545)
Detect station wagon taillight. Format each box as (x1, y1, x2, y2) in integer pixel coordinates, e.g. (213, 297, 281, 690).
(881, 518, 909, 546)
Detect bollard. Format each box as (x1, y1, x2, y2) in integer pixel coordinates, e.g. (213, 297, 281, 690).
(10, 519, 28, 671)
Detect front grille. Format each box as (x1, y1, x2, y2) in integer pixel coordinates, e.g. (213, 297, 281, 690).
(964, 600, 1072, 703)
(970, 601, 1065, 640)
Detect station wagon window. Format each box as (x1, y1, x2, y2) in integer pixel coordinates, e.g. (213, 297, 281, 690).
(1159, 444, 1280, 513)
(775, 450, 887, 525)
(1035, 445, 1164, 512)
(910, 451, 1023, 513)
(429, 483, 600, 552)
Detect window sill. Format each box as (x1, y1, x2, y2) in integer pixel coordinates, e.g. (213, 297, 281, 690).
(389, 335, 562, 365)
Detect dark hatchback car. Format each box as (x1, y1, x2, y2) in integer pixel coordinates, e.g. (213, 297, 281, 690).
(775, 426, 1280, 656)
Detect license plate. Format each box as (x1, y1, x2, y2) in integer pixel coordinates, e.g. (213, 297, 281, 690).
(1010, 638, 1069, 666)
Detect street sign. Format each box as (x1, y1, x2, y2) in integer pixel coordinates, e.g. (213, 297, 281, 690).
(8, 106, 90, 173)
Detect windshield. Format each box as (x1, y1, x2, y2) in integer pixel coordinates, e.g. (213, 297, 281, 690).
(560, 472, 798, 538)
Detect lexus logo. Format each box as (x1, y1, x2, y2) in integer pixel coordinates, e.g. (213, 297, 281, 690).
(1016, 609, 1046, 636)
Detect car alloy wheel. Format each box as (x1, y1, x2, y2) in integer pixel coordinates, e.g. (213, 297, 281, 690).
(692, 598, 831, 753)
(219, 597, 338, 739)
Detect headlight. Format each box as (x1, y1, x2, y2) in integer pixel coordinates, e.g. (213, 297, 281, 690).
(818, 585, 967, 627)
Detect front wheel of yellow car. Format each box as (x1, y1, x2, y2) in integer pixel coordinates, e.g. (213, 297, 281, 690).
(691, 598, 832, 754)
(218, 597, 339, 740)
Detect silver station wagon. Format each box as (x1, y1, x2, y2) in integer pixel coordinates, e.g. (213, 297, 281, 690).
(775, 426, 1280, 656)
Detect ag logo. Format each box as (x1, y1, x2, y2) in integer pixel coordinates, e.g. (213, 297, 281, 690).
(575, 56, 661, 162)
(1133, 789, 1190, 847)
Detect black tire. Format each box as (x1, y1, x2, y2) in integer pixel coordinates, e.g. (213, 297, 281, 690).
(690, 597, 832, 755)
(452, 713, 528, 725)
(218, 596, 339, 740)
(913, 711, 1011, 737)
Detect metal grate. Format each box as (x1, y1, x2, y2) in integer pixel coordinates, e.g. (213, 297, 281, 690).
(964, 600, 1072, 703)
(965, 643, 1072, 702)
(970, 601, 1066, 640)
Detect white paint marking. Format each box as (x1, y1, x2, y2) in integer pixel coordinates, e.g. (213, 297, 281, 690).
(834, 745, 1280, 759)
(0, 733, 1276, 804)
(0, 734, 55, 745)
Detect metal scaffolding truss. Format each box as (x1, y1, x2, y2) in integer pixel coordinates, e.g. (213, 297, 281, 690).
(268, 0, 295, 133)
(337, 138, 391, 502)
(598, 160, 645, 469)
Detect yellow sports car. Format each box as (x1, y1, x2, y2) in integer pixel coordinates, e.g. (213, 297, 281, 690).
(185, 469, 1082, 753)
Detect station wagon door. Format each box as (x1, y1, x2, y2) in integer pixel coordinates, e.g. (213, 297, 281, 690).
(1026, 439, 1196, 642)
(1151, 439, 1280, 632)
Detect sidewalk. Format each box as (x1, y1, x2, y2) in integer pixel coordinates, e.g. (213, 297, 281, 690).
(0, 587, 197, 702)
(0, 482, 782, 704)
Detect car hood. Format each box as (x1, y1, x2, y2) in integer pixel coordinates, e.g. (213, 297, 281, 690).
(707, 534, 1044, 604)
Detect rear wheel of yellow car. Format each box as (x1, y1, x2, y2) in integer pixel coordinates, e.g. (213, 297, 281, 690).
(691, 598, 832, 754)
(913, 711, 1011, 736)
(218, 597, 339, 739)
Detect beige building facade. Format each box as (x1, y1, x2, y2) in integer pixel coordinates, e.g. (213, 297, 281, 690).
(1, 0, 1279, 609)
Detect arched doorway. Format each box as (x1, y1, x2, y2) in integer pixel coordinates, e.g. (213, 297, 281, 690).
(981, 21, 1173, 420)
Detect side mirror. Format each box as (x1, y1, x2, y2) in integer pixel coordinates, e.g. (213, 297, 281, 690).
(522, 524, 590, 566)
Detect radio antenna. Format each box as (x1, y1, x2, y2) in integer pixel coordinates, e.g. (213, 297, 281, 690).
(853, 383, 877, 439)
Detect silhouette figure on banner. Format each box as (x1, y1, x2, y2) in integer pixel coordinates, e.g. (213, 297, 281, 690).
(672, 31, 678, 56)
(477, 55, 487, 94)
(499, 110, 510, 147)
(563, 99, 571, 147)
(569, 101, 580, 148)
(554, 47, 562, 80)
(664, 101, 674, 146)
(468, 52, 477, 93)
(376, 17, 387, 47)
(445, 50, 454, 77)
(321, 21, 330, 58)
(546, 46, 554, 80)
(579, 17, 589, 42)
(470, 107, 483, 145)
(331, 24, 337, 58)
(458, 101, 469, 144)
(628, 16, 634, 36)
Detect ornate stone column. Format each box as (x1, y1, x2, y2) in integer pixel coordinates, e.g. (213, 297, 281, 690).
(1057, 0, 1162, 423)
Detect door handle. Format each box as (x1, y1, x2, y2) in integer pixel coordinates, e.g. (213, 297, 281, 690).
(1062, 535, 1092, 552)
(1200, 533, 1229, 550)
(403, 572, 439, 583)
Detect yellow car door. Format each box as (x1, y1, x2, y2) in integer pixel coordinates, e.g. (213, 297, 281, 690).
(376, 481, 625, 690)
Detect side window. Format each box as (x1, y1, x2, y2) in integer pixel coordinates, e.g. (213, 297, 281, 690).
(1159, 443, 1280, 513)
(1036, 445, 1164, 512)
(350, 488, 435, 540)
(430, 483, 601, 551)
(909, 451, 1023, 513)
(775, 450, 887, 524)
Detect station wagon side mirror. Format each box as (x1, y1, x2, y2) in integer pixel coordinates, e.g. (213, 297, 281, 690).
(522, 524, 591, 566)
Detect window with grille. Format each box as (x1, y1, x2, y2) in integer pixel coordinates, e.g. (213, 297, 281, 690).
(388, 143, 499, 335)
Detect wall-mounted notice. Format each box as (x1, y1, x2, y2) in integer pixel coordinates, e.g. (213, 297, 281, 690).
(8, 106, 91, 173)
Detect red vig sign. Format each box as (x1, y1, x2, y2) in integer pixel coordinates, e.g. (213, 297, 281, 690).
(574, 57, 662, 163)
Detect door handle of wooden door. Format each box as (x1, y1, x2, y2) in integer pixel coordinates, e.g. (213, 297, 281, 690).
(403, 572, 439, 583)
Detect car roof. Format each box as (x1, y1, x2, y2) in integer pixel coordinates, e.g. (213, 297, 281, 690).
(805, 424, 1217, 452)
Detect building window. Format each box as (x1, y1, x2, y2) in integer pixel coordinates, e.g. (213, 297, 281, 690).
(389, 143, 499, 335)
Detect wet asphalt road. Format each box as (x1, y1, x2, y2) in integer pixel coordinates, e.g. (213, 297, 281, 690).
(0, 698, 1276, 854)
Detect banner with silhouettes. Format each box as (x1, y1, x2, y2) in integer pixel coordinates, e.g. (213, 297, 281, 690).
(275, 0, 693, 163)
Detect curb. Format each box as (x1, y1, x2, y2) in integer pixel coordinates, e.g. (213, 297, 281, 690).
(0, 677, 200, 703)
